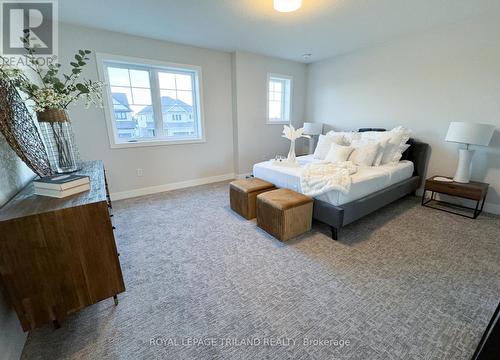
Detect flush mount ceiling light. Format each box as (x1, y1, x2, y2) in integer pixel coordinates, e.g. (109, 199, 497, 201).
(274, 0, 302, 13)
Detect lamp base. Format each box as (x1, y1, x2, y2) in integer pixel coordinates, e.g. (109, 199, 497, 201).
(453, 148, 474, 183)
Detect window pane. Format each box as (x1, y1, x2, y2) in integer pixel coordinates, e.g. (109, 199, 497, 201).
(108, 67, 130, 86)
(111, 87, 132, 104)
(132, 88, 152, 105)
(269, 91, 281, 101)
(160, 89, 177, 101)
(132, 105, 155, 138)
(176, 74, 192, 90)
(158, 72, 176, 89)
(129, 69, 150, 88)
(111, 93, 136, 138)
(111, 85, 154, 139)
(271, 80, 282, 93)
(177, 90, 193, 106)
(269, 101, 282, 120)
(161, 97, 196, 138)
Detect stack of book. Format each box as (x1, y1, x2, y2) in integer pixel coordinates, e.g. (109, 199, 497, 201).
(34, 174, 91, 198)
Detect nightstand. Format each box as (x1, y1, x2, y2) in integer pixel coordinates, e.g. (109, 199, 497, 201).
(421, 176, 489, 219)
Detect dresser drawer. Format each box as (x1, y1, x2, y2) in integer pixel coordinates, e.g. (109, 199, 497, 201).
(425, 180, 486, 201)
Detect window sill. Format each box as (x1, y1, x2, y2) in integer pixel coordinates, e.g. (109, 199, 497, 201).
(266, 120, 290, 125)
(109, 137, 206, 149)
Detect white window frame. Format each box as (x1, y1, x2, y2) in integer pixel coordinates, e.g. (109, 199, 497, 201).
(266, 73, 292, 125)
(96, 53, 206, 149)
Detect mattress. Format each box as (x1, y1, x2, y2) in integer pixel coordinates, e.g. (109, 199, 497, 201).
(252, 156, 414, 206)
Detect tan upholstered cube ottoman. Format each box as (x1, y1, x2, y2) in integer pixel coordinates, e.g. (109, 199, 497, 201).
(230, 178, 275, 220)
(256, 189, 313, 241)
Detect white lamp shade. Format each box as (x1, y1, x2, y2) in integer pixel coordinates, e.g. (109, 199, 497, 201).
(445, 122, 496, 146)
(303, 122, 323, 135)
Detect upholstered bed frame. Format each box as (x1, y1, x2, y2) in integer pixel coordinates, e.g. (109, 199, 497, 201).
(313, 128, 429, 240)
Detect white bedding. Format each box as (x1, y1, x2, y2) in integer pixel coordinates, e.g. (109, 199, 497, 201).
(253, 155, 414, 206)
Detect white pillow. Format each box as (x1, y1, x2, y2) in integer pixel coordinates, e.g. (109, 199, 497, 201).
(313, 134, 345, 159)
(400, 143, 411, 154)
(360, 131, 388, 141)
(349, 138, 389, 166)
(349, 140, 381, 166)
(392, 143, 411, 162)
(326, 131, 361, 144)
(381, 127, 412, 164)
(373, 138, 390, 166)
(325, 143, 354, 163)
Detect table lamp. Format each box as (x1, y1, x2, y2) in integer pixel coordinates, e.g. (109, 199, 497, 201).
(303, 122, 323, 154)
(445, 122, 496, 183)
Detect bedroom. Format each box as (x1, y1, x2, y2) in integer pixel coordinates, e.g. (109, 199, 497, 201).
(0, 0, 499, 359)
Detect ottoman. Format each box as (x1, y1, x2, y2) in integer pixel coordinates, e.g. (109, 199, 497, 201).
(230, 178, 275, 220)
(256, 189, 313, 241)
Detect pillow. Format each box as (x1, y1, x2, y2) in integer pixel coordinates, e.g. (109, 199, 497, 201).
(326, 131, 361, 144)
(373, 138, 390, 166)
(380, 127, 412, 164)
(400, 143, 411, 154)
(325, 143, 354, 163)
(313, 134, 346, 159)
(349, 138, 389, 166)
(360, 131, 388, 141)
(392, 143, 411, 163)
(349, 140, 381, 166)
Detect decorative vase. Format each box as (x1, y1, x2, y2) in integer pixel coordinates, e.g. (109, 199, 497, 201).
(287, 139, 296, 163)
(37, 109, 80, 173)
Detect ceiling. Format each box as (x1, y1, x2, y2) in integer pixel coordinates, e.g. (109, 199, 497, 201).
(59, 0, 500, 63)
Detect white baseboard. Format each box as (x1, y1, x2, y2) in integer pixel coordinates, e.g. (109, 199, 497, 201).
(111, 177, 500, 214)
(416, 188, 500, 215)
(110, 173, 236, 201)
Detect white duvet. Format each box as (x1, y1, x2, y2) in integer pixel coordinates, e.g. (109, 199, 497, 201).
(300, 161, 357, 197)
(253, 155, 415, 206)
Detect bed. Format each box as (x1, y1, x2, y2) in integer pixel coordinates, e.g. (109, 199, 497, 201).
(252, 129, 429, 240)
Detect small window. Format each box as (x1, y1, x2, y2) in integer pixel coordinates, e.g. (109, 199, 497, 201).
(98, 54, 205, 148)
(267, 74, 292, 124)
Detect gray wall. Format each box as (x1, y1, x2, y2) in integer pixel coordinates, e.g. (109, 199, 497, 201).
(232, 51, 307, 175)
(306, 12, 500, 213)
(0, 136, 32, 360)
(60, 23, 234, 198)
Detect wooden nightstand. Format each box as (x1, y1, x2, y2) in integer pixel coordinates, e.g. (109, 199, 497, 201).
(421, 176, 489, 219)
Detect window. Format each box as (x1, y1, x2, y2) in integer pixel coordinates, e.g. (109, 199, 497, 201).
(114, 111, 128, 120)
(267, 74, 292, 124)
(98, 54, 204, 148)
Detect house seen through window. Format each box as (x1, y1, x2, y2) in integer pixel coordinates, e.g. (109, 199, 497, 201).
(102, 58, 203, 146)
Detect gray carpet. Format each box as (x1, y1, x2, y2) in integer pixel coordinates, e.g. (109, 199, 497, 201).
(21, 181, 500, 360)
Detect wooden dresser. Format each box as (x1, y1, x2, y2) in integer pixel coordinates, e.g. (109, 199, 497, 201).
(0, 161, 125, 331)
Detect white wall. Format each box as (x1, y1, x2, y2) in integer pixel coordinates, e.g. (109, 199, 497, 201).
(307, 12, 500, 213)
(0, 136, 32, 360)
(232, 51, 307, 175)
(59, 23, 235, 198)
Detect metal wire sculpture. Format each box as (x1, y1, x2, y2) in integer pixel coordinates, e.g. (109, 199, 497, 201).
(0, 77, 52, 177)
